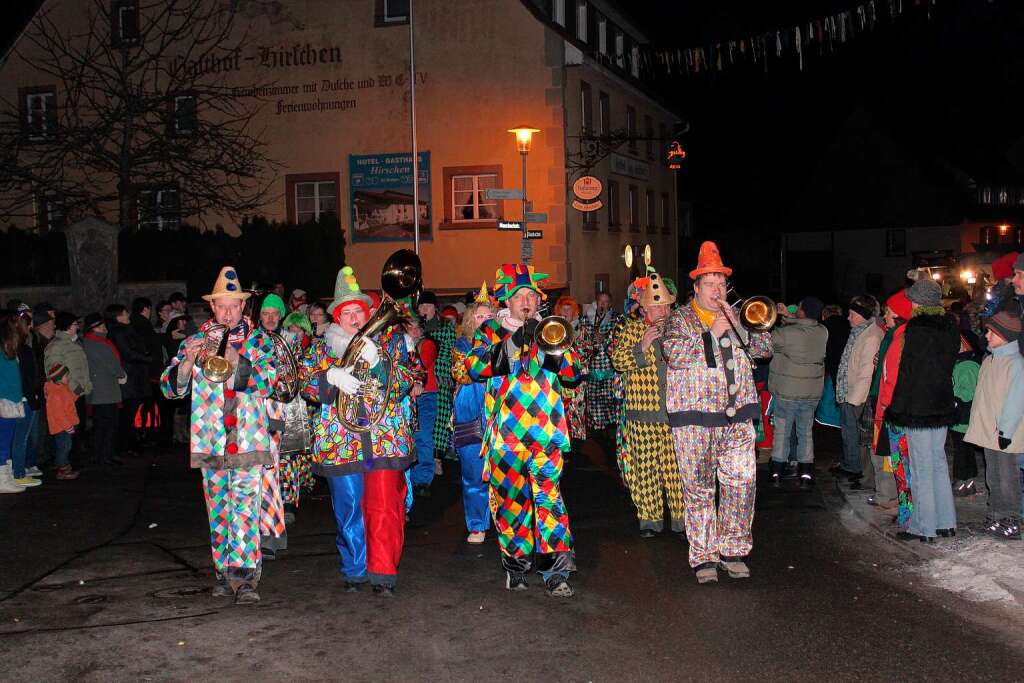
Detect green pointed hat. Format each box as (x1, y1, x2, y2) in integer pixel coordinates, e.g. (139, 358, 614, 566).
(327, 265, 372, 316)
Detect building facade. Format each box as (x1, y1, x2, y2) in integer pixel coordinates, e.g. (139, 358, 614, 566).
(0, 0, 681, 301)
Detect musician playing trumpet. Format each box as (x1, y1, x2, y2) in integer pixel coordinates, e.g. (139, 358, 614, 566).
(466, 264, 582, 597)
(299, 266, 416, 597)
(662, 242, 773, 584)
(160, 266, 278, 604)
(610, 267, 686, 540)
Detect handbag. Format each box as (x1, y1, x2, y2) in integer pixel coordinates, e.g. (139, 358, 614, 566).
(452, 418, 483, 448)
(0, 399, 26, 419)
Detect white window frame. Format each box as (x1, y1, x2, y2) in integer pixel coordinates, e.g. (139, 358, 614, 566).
(35, 194, 65, 232)
(172, 94, 196, 135)
(631, 45, 640, 77)
(598, 19, 607, 54)
(25, 91, 55, 139)
(552, 0, 565, 26)
(615, 32, 624, 68)
(138, 186, 181, 231)
(576, 1, 587, 42)
(116, 1, 139, 43)
(451, 173, 498, 223)
(383, 0, 408, 23)
(295, 180, 337, 223)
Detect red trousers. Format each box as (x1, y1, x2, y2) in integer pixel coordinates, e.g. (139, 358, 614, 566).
(363, 469, 407, 584)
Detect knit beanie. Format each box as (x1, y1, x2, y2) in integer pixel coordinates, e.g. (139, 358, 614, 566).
(906, 279, 942, 307)
(54, 311, 78, 331)
(987, 311, 1022, 343)
(799, 296, 824, 320)
(260, 293, 287, 317)
(886, 290, 913, 321)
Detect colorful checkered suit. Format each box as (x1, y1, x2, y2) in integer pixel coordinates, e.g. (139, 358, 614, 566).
(466, 319, 581, 576)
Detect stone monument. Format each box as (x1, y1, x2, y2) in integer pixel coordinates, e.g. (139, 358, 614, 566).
(64, 217, 119, 314)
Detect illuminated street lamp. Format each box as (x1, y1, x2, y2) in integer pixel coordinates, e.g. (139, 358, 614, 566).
(508, 125, 540, 263)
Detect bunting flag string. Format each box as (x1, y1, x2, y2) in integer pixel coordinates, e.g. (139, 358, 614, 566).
(649, 0, 940, 77)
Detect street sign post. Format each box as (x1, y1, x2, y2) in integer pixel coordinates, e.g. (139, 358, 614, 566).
(484, 188, 524, 201)
(526, 229, 544, 240)
(524, 212, 547, 223)
(497, 221, 522, 231)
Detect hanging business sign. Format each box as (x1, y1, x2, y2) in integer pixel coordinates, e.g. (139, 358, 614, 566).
(571, 175, 603, 213)
(349, 151, 431, 243)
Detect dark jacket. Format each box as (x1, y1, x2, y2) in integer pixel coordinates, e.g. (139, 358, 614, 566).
(108, 319, 151, 399)
(17, 344, 42, 410)
(822, 315, 850, 384)
(131, 313, 164, 382)
(886, 310, 959, 429)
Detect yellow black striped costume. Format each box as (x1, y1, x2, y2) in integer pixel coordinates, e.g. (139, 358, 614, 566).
(610, 316, 685, 533)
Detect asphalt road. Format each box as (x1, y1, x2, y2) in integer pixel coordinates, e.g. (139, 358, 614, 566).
(1, 434, 1022, 681)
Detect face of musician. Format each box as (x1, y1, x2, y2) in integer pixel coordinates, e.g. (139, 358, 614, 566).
(404, 318, 423, 342)
(595, 292, 611, 313)
(643, 303, 671, 324)
(336, 302, 369, 336)
(417, 303, 436, 321)
(211, 297, 244, 329)
(693, 273, 728, 312)
(508, 288, 540, 322)
(260, 308, 281, 331)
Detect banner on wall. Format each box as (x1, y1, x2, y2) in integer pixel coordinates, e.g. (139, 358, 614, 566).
(348, 152, 431, 243)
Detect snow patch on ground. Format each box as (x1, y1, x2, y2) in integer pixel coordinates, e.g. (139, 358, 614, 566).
(913, 537, 1024, 604)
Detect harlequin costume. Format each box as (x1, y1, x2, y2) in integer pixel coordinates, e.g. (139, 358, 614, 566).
(420, 291, 457, 462)
(300, 266, 415, 593)
(160, 266, 277, 602)
(662, 243, 772, 583)
(466, 264, 582, 596)
(553, 294, 587, 443)
(578, 301, 623, 437)
(610, 268, 686, 536)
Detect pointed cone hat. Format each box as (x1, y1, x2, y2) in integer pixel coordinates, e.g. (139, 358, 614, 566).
(688, 241, 733, 280)
(636, 269, 676, 307)
(202, 266, 250, 302)
(327, 265, 372, 316)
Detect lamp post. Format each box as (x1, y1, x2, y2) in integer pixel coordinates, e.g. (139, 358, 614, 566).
(508, 125, 539, 263)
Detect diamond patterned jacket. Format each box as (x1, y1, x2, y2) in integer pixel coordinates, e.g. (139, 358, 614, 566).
(609, 315, 668, 424)
(662, 303, 772, 427)
(466, 319, 582, 454)
(160, 321, 277, 470)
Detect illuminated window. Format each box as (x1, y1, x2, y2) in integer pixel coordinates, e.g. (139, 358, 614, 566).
(20, 87, 56, 139)
(441, 165, 503, 228)
(137, 185, 181, 231)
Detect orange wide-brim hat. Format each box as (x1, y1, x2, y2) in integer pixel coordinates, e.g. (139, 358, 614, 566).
(688, 241, 733, 280)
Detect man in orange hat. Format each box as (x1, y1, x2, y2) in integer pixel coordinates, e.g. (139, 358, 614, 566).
(160, 266, 278, 604)
(662, 242, 773, 584)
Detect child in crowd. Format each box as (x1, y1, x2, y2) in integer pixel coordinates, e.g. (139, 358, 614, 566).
(965, 311, 1024, 539)
(950, 335, 981, 497)
(44, 363, 80, 480)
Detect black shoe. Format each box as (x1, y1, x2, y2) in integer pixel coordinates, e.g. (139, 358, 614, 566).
(372, 584, 395, 598)
(639, 528, 658, 539)
(797, 463, 815, 489)
(505, 572, 528, 591)
(986, 517, 1022, 541)
(211, 575, 233, 598)
(544, 575, 574, 598)
(936, 528, 956, 538)
(768, 460, 785, 488)
(234, 583, 260, 605)
(895, 531, 920, 542)
(343, 581, 362, 593)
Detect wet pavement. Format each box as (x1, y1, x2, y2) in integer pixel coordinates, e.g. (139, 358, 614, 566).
(2, 431, 1024, 681)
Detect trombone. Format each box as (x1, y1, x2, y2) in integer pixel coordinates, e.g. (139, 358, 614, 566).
(716, 288, 777, 360)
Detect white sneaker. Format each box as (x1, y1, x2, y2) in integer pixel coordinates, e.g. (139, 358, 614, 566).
(14, 477, 41, 488)
(0, 462, 25, 493)
(466, 531, 486, 544)
(25, 466, 42, 477)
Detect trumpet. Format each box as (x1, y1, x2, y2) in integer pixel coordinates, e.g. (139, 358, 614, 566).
(534, 315, 575, 356)
(199, 324, 233, 383)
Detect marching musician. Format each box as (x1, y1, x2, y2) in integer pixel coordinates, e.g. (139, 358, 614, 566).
(256, 293, 290, 560)
(300, 266, 416, 597)
(578, 290, 622, 450)
(466, 263, 581, 597)
(662, 242, 773, 584)
(610, 266, 686, 539)
(160, 266, 278, 604)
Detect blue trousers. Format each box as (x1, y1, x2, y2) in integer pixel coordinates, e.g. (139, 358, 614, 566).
(326, 474, 367, 582)
(771, 398, 817, 464)
(457, 441, 490, 533)
(410, 392, 438, 487)
(0, 418, 15, 470)
(906, 427, 956, 537)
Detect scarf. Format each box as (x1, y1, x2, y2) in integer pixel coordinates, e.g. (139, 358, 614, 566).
(691, 300, 716, 329)
(836, 318, 872, 403)
(84, 331, 120, 361)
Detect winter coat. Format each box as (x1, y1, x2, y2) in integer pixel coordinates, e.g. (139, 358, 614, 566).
(965, 340, 1024, 453)
(951, 352, 980, 434)
(885, 309, 959, 429)
(300, 323, 416, 477)
(131, 313, 165, 382)
(822, 315, 851, 384)
(842, 321, 885, 407)
(82, 333, 125, 405)
(767, 318, 828, 401)
(16, 345, 42, 410)
(44, 381, 78, 434)
(108, 320, 151, 400)
(43, 331, 92, 398)
(161, 319, 276, 469)
(662, 302, 772, 426)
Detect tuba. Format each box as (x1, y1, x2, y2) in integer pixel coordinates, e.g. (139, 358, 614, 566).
(266, 330, 301, 402)
(199, 324, 232, 383)
(335, 249, 422, 433)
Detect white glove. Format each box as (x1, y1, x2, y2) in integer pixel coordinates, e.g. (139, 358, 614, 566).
(326, 367, 361, 395)
(359, 339, 380, 367)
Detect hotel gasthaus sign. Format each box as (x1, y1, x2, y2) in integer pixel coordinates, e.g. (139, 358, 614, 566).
(572, 176, 603, 212)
